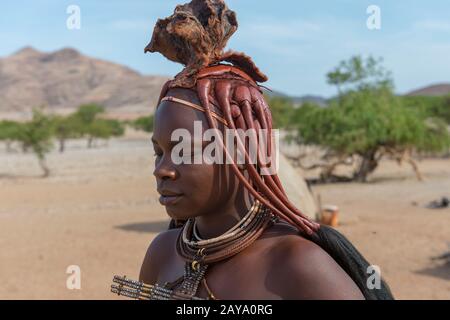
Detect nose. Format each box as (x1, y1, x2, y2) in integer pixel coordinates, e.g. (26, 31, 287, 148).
(153, 155, 178, 181)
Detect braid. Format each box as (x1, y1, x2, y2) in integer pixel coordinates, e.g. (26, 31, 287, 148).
(194, 72, 320, 235)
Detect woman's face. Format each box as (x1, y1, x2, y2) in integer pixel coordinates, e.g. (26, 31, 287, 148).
(151, 87, 243, 221)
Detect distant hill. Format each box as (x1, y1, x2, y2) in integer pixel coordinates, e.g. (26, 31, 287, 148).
(263, 89, 327, 106)
(0, 47, 169, 119)
(406, 83, 450, 97)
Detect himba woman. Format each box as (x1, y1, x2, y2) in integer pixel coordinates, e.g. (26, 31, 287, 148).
(112, 0, 393, 300)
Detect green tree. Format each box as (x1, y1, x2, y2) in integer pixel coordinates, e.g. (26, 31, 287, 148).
(133, 115, 154, 133)
(402, 95, 450, 125)
(84, 119, 125, 147)
(327, 55, 392, 97)
(16, 109, 54, 177)
(50, 115, 82, 153)
(265, 96, 295, 129)
(434, 96, 450, 124)
(290, 56, 450, 182)
(105, 119, 125, 137)
(72, 104, 106, 148)
(74, 104, 105, 124)
(0, 120, 22, 152)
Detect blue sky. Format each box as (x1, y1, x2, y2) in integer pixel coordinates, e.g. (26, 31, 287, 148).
(1, 0, 449, 97)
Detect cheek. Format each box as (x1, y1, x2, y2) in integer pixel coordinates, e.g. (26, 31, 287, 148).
(182, 163, 238, 207)
(165, 164, 240, 219)
(181, 164, 217, 198)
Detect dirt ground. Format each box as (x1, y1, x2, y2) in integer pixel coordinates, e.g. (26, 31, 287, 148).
(0, 135, 448, 300)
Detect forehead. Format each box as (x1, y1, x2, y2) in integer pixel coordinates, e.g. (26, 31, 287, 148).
(154, 100, 207, 135)
(152, 88, 211, 144)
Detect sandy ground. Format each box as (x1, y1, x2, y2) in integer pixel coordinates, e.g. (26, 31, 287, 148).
(0, 136, 449, 300)
(303, 160, 450, 300)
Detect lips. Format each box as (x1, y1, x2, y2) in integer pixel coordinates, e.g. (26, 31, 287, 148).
(158, 189, 183, 206)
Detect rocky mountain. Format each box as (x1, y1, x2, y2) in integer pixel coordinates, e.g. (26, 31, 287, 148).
(406, 83, 450, 96)
(264, 89, 327, 106)
(0, 47, 169, 119)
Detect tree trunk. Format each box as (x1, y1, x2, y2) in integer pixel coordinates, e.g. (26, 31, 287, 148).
(320, 162, 341, 182)
(59, 139, 65, 153)
(407, 158, 423, 181)
(87, 137, 93, 148)
(353, 151, 379, 182)
(38, 157, 50, 178)
(6, 141, 13, 153)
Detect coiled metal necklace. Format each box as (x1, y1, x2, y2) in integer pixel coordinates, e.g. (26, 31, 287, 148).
(111, 200, 276, 300)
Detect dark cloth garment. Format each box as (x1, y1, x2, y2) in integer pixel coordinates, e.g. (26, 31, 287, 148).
(168, 219, 394, 300)
(303, 225, 394, 300)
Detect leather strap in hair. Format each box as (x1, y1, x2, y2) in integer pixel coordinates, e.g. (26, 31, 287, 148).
(160, 96, 229, 127)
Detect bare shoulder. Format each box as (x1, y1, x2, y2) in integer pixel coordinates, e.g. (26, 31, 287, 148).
(139, 228, 181, 284)
(266, 226, 365, 300)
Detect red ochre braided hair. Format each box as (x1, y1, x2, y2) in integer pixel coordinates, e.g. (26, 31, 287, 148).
(157, 65, 320, 235)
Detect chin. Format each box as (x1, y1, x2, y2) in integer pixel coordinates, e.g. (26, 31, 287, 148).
(165, 206, 196, 221)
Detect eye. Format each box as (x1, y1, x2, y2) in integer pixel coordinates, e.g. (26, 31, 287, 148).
(152, 145, 163, 158)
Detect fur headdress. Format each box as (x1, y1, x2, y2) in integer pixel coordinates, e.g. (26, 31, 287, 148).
(145, 0, 268, 87)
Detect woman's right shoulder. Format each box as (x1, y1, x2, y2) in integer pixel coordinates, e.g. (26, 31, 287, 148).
(139, 228, 181, 284)
(149, 227, 181, 251)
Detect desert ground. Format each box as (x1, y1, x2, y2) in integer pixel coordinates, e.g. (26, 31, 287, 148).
(0, 133, 448, 300)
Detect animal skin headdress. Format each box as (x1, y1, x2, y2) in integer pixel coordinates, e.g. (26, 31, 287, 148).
(145, 0, 268, 88)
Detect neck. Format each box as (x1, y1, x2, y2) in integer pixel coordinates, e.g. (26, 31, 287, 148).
(194, 188, 254, 239)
